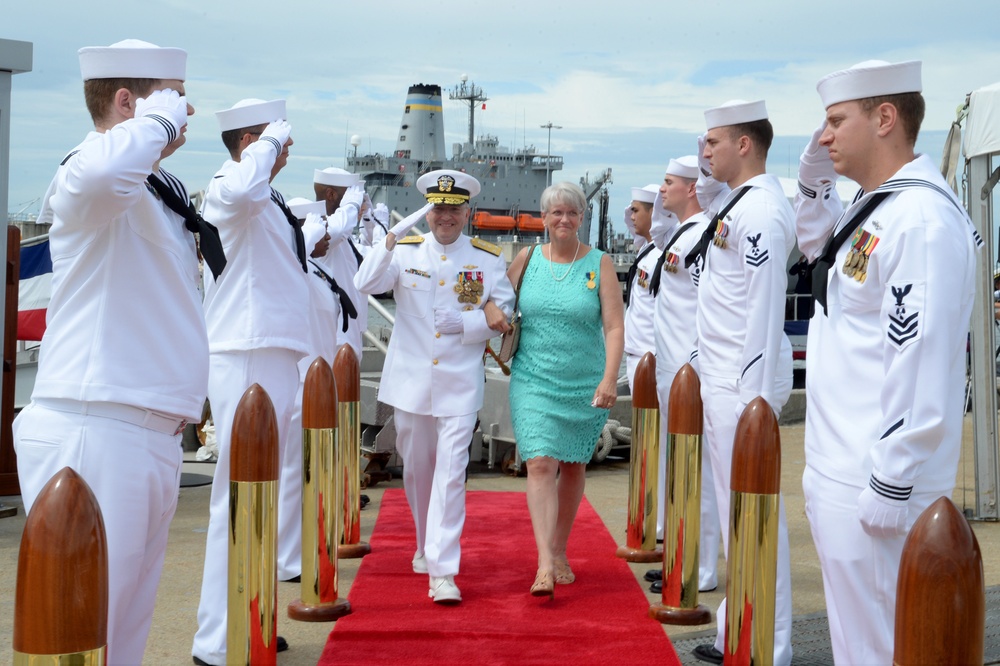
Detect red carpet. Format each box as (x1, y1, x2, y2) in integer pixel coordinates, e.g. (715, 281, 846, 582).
(319, 489, 679, 665)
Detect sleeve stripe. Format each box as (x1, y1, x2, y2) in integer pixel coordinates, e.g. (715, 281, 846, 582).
(870, 474, 912, 501)
(146, 114, 177, 144)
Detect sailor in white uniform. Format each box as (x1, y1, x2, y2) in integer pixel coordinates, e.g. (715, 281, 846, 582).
(623, 184, 663, 389)
(12, 40, 207, 666)
(357, 202, 390, 256)
(795, 60, 980, 665)
(314, 167, 368, 359)
(645, 156, 720, 594)
(354, 169, 515, 603)
(275, 198, 338, 581)
(691, 101, 795, 666)
(192, 98, 308, 665)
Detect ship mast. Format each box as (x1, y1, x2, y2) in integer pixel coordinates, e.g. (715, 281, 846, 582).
(449, 75, 488, 147)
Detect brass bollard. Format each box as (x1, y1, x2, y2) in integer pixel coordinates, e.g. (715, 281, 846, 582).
(289, 358, 352, 622)
(649, 363, 711, 625)
(725, 396, 780, 666)
(228, 384, 281, 662)
(334, 344, 370, 559)
(616, 351, 662, 563)
(894, 496, 984, 665)
(13, 467, 108, 665)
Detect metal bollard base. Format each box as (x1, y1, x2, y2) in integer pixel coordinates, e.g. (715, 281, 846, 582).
(337, 542, 371, 559)
(648, 602, 712, 626)
(287, 597, 352, 623)
(614, 544, 663, 563)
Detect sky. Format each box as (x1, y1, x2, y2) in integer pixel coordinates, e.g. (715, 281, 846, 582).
(5, 0, 1000, 241)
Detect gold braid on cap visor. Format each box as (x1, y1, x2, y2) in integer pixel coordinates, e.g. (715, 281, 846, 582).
(425, 193, 470, 204)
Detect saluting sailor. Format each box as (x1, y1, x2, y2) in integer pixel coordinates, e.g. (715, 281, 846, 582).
(645, 156, 720, 596)
(690, 100, 795, 666)
(13, 39, 207, 666)
(622, 184, 663, 390)
(314, 167, 369, 360)
(794, 60, 980, 665)
(354, 169, 515, 604)
(275, 198, 339, 583)
(193, 98, 308, 665)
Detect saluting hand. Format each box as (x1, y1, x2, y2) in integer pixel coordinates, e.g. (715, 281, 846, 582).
(260, 120, 292, 153)
(135, 88, 188, 139)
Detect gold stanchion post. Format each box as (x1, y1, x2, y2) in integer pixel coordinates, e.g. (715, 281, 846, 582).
(228, 384, 281, 662)
(725, 396, 781, 666)
(615, 352, 662, 563)
(334, 344, 370, 559)
(13, 467, 108, 665)
(894, 496, 984, 665)
(289, 357, 352, 621)
(649, 363, 711, 625)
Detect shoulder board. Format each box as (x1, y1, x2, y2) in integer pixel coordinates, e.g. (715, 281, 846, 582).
(398, 235, 425, 245)
(471, 238, 502, 256)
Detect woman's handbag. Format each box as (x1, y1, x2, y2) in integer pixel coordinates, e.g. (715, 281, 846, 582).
(496, 245, 536, 363)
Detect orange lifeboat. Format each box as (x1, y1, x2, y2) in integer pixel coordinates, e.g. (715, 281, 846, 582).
(516, 214, 545, 232)
(473, 212, 516, 231)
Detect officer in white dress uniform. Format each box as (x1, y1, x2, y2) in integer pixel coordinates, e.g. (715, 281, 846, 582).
(794, 60, 980, 665)
(623, 184, 663, 389)
(644, 156, 720, 594)
(314, 167, 368, 360)
(354, 169, 515, 603)
(12, 40, 207, 665)
(275, 198, 337, 581)
(691, 101, 795, 666)
(192, 98, 308, 665)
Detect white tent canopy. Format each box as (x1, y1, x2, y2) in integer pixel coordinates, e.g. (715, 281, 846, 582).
(964, 81, 1000, 159)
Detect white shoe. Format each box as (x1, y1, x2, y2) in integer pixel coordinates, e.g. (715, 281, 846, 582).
(412, 551, 427, 574)
(428, 575, 461, 604)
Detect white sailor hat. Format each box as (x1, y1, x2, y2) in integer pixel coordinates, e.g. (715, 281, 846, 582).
(286, 197, 326, 220)
(216, 98, 286, 132)
(416, 169, 481, 204)
(286, 198, 328, 254)
(79, 39, 186, 81)
(631, 185, 659, 204)
(704, 99, 768, 130)
(817, 60, 922, 108)
(314, 167, 361, 188)
(665, 156, 699, 180)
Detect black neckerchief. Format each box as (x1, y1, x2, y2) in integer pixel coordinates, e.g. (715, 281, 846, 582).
(309, 259, 358, 332)
(811, 191, 891, 315)
(684, 185, 752, 268)
(270, 188, 308, 272)
(648, 220, 698, 297)
(623, 242, 658, 306)
(147, 171, 227, 280)
(346, 237, 364, 267)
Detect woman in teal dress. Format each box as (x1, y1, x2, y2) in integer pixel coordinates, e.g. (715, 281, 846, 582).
(507, 181, 624, 598)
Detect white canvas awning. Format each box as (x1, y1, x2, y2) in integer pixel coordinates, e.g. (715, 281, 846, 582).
(963, 81, 1000, 159)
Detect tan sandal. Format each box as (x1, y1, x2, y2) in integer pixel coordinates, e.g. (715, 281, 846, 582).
(530, 568, 555, 598)
(554, 557, 575, 585)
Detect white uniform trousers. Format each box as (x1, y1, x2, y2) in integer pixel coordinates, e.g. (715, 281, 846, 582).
(13, 401, 183, 666)
(802, 465, 944, 665)
(193, 348, 299, 665)
(654, 367, 720, 591)
(626, 352, 641, 392)
(701, 371, 793, 666)
(393, 409, 477, 578)
(276, 374, 305, 580)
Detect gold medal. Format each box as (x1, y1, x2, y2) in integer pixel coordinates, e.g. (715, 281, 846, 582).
(587, 280, 596, 289)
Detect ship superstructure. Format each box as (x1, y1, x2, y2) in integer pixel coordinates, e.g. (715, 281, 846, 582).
(346, 79, 611, 245)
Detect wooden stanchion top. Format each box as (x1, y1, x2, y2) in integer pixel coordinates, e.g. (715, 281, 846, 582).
(14, 466, 108, 654)
(230, 383, 279, 483)
(303, 356, 338, 430)
(667, 363, 702, 435)
(730, 396, 780, 494)
(632, 351, 658, 410)
(333, 344, 360, 402)
(894, 496, 984, 665)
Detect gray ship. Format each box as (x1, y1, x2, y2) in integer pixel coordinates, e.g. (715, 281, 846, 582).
(346, 78, 614, 255)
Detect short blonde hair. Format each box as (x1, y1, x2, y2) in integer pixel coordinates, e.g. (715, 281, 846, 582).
(540, 181, 586, 215)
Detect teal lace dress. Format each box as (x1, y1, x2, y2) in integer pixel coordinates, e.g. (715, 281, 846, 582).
(510, 246, 608, 463)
